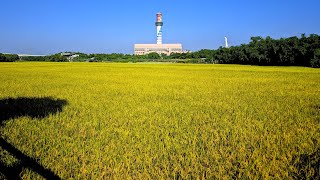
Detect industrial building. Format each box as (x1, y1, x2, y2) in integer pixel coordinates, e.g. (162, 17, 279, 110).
(134, 44, 182, 55)
(134, 13, 183, 55)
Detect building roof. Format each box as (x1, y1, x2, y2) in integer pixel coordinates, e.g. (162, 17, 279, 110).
(134, 44, 182, 48)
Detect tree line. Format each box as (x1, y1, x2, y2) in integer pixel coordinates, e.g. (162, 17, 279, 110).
(17, 52, 166, 62)
(0, 54, 19, 62)
(181, 34, 320, 67)
(2, 34, 320, 67)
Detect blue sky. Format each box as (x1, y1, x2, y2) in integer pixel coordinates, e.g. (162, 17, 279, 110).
(1, 0, 320, 55)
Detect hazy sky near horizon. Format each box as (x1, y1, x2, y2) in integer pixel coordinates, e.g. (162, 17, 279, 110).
(1, 0, 320, 55)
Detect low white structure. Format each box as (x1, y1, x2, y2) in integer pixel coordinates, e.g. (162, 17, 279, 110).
(61, 52, 79, 60)
(134, 44, 183, 55)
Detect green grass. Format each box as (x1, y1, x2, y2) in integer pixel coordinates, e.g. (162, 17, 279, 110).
(0, 62, 319, 179)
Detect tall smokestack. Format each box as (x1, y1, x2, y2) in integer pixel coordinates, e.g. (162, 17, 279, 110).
(155, 13, 163, 44)
(225, 37, 229, 48)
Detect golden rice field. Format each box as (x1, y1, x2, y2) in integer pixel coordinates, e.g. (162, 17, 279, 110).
(0, 62, 319, 179)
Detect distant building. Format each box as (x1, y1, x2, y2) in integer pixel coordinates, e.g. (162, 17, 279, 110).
(134, 44, 183, 56)
(61, 52, 79, 60)
(134, 13, 183, 55)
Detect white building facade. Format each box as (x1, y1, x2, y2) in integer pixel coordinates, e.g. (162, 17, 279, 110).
(134, 44, 183, 56)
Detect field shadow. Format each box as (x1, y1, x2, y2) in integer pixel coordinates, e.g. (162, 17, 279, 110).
(0, 97, 67, 179)
(0, 137, 61, 179)
(0, 97, 67, 123)
(291, 149, 320, 179)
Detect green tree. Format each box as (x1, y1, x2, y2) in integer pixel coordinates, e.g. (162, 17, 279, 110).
(310, 48, 320, 68)
(147, 52, 160, 59)
(0, 53, 6, 62)
(0, 54, 19, 62)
